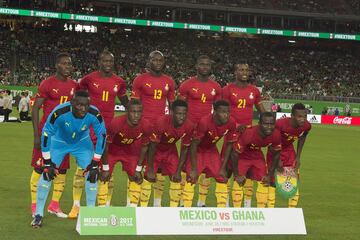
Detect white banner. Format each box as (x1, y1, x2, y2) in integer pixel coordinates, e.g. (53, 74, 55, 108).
(276, 112, 321, 124)
(135, 207, 307, 235)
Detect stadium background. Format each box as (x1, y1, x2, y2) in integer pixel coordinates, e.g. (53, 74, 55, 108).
(0, 0, 360, 239)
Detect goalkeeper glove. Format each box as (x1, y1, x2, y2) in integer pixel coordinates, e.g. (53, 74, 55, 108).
(42, 159, 58, 181)
(84, 158, 100, 183)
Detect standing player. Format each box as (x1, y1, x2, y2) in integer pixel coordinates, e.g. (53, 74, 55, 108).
(100, 99, 151, 207)
(231, 112, 281, 208)
(182, 100, 237, 207)
(267, 103, 311, 208)
(223, 63, 265, 207)
(31, 90, 106, 228)
(179, 55, 222, 207)
(29, 53, 77, 218)
(140, 99, 194, 207)
(131, 51, 175, 207)
(68, 50, 127, 218)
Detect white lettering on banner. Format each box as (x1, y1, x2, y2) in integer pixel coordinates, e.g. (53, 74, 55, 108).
(225, 27, 247, 33)
(333, 117, 352, 125)
(151, 21, 174, 27)
(114, 18, 136, 24)
(188, 24, 211, 30)
(261, 29, 283, 35)
(35, 12, 59, 18)
(135, 207, 306, 235)
(298, 32, 320, 37)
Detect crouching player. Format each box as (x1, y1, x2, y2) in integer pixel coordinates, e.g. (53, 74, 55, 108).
(231, 112, 281, 208)
(182, 100, 237, 207)
(31, 90, 106, 228)
(267, 103, 311, 208)
(140, 99, 194, 207)
(100, 99, 151, 207)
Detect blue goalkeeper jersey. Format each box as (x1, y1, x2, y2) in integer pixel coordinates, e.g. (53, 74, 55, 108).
(41, 101, 106, 159)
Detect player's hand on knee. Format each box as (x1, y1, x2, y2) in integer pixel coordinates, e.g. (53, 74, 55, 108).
(85, 159, 100, 183)
(234, 175, 246, 186)
(42, 159, 58, 181)
(261, 175, 271, 187)
(146, 169, 156, 183)
(219, 167, 228, 182)
(134, 172, 143, 184)
(189, 169, 198, 184)
(100, 170, 110, 183)
(171, 172, 182, 183)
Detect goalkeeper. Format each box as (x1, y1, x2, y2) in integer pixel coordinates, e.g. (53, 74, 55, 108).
(31, 90, 106, 228)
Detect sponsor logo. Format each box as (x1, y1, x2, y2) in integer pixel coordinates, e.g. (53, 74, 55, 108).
(333, 116, 352, 125)
(93, 83, 100, 88)
(52, 89, 59, 93)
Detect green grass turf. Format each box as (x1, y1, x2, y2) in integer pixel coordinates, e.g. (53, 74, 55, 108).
(0, 120, 359, 239)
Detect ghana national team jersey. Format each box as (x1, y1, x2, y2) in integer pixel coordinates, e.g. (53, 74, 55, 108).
(222, 83, 261, 126)
(131, 72, 175, 122)
(178, 77, 222, 124)
(80, 71, 126, 126)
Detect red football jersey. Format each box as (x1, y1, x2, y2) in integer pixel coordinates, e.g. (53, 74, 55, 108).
(234, 126, 282, 160)
(36, 75, 78, 127)
(178, 77, 222, 124)
(131, 72, 175, 122)
(107, 115, 151, 151)
(222, 83, 261, 126)
(149, 115, 194, 151)
(276, 118, 312, 148)
(193, 114, 237, 149)
(80, 71, 126, 125)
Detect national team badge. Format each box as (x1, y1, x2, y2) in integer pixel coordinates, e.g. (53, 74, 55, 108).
(211, 88, 216, 96)
(70, 88, 74, 95)
(114, 85, 118, 92)
(165, 83, 169, 91)
(275, 167, 299, 199)
(249, 92, 254, 99)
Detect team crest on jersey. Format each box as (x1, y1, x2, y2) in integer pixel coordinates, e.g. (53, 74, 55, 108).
(145, 83, 152, 88)
(211, 88, 216, 96)
(192, 88, 198, 92)
(136, 133, 143, 139)
(70, 88, 74, 95)
(114, 85, 118, 92)
(165, 83, 169, 91)
(81, 124, 87, 131)
(52, 89, 59, 94)
(93, 83, 100, 88)
(36, 158, 42, 166)
(249, 92, 254, 99)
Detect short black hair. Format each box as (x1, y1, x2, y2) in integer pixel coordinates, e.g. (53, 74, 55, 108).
(291, 103, 306, 115)
(213, 100, 229, 111)
(196, 55, 212, 64)
(127, 98, 142, 109)
(74, 90, 89, 98)
(99, 50, 114, 59)
(56, 52, 71, 63)
(171, 99, 188, 111)
(259, 112, 275, 123)
(234, 63, 249, 70)
(6, 89, 11, 95)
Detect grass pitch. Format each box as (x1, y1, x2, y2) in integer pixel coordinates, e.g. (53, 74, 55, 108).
(0, 120, 359, 240)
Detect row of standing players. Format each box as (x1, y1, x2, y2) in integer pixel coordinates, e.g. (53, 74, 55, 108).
(29, 50, 311, 223)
